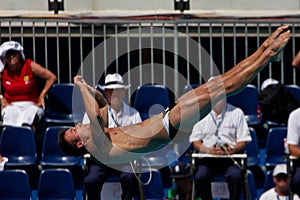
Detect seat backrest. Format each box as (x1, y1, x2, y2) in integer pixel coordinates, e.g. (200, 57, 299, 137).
(133, 84, 172, 167)
(227, 84, 261, 125)
(265, 127, 287, 167)
(0, 126, 37, 166)
(246, 127, 260, 166)
(262, 170, 275, 193)
(38, 168, 76, 199)
(285, 84, 300, 104)
(238, 170, 257, 200)
(182, 84, 199, 95)
(0, 169, 31, 199)
(140, 169, 164, 200)
(45, 83, 85, 124)
(133, 84, 170, 120)
(177, 141, 195, 164)
(244, 170, 257, 200)
(40, 126, 82, 166)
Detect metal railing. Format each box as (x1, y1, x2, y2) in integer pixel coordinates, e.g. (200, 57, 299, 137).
(1, 18, 300, 100)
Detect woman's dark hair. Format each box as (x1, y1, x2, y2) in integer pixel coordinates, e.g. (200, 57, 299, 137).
(57, 129, 88, 156)
(5, 50, 20, 58)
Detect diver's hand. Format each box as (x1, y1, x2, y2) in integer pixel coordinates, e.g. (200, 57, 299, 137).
(74, 75, 88, 89)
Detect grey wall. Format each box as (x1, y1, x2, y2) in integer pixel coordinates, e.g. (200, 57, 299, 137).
(0, 0, 299, 15)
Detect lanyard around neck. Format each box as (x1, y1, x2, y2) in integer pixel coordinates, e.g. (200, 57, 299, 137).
(276, 194, 288, 200)
(108, 106, 120, 127)
(275, 189, 289, 200)
(210, 104, 227, 136)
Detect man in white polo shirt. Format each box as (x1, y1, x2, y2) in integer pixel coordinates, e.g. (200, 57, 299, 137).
(259, 164, 300, 200)
(189, 92, 251, 200)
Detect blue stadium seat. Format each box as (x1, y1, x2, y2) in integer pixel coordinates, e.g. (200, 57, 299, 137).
(285, 84, 300, 104)
(37, 168, 76, 200)
(133, 84, 171, 168)
(0, 169, 31, 200)
(44, 83, 85, 125)
(182, 84, 199, 94)
(133, 84, 170, 121)
(0, 126, 37, 167)
(265, 127, 287, 168)
(177, 142, 194, 164)
(227, 84, 262, 126)
(262, 170, 275, 193)
(39, 126, 83, 168)
(136, 169, 165, 200)
(176, 84, 199, 164)
(246, 128, 260, 167)
(241, 170, 257, 200)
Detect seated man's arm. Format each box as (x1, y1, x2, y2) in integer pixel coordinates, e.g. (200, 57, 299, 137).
(193, 141, 210, 154)
(224, 141, 247, 154)
(287, 109, 300, 158)
(193, 140, 247, 155)
(289, 144, 300, 158)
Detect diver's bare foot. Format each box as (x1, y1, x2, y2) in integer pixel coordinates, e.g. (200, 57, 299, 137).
(261, 25, 290, 51)
(263, 26, 291, 61)
(246, 25, 290, 63)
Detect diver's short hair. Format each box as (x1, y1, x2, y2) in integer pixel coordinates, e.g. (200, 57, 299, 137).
(58, 129, 88, 156)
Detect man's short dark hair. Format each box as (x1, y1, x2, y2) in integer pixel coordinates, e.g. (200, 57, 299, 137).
(57, 129, 88, 156)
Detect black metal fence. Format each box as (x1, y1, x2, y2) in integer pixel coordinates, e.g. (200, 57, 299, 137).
(1, 18, 300, 99)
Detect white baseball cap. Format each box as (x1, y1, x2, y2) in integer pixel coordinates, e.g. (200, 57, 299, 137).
(273, 164, 288, 176)
(0, 41, 26, 72)
(99, 73, 130, 90)
(261, 78, 279, 91)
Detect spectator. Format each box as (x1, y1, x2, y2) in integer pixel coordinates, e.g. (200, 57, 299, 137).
(189, 91, 251, 200)
(0, 41, 57, 134)
(287, 107, 300, 197)
(287, 46, 300, 197)
(259, 164, 300, 200)
(258, 78, 299, 124)
(82, 73, 142, 200)
(57, 25, 290, 164)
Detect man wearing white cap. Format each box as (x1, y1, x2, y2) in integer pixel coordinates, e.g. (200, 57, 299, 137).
(0, 41, 57, 134)
(259, 164, 300, 200)
(58, 26, 290, 164)
(81, 73, 142, 200)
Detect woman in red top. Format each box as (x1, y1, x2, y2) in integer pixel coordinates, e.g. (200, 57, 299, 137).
(0, 41, 57, 134)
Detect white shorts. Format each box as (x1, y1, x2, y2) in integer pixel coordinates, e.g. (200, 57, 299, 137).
(1, 101, 44, 126)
